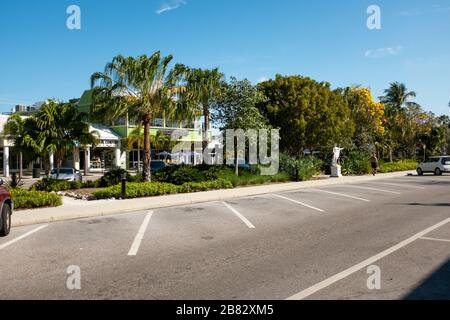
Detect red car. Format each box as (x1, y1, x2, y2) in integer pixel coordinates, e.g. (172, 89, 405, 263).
(0, 179, 13, 237)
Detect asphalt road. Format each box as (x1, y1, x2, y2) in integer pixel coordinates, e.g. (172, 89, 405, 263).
(1, 174, 449, 300)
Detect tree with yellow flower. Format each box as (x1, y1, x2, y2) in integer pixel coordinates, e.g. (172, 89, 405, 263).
(340, 86, 385, 152)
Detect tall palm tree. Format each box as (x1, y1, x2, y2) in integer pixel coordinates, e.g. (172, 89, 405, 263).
(184, 68, 224, 150)
(90, 51, 195, 181)
(380, 82, 420, 111)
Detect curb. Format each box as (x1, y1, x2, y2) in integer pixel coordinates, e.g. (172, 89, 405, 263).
(12, 171, 415, 227)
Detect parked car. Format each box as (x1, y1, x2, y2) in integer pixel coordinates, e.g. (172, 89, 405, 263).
(50, 168, 82, 182)
(151, 161, 168, 174)
(0, 179, 13, 237)
(417, 156, 450, 176)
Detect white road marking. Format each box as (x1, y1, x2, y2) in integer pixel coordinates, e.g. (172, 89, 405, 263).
(420, 236, 450, 243)
(370, 182, 425, 190)
(311, 189, 370, 202)
(272, 194, 325, 212)
(222, 202, 256, 229)
(340, 185, 401, 195)
(128, 211, 153, 256)
(286, 217, 450, 300)
(0, 225, 48, 250)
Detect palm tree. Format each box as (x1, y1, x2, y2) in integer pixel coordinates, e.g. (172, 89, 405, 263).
(380, 82, 420, 111)
(35, 101, 98, 177)
(3, 114, 31, 178)
(90, 51, 195, 181)
(184, 68, 224, 150)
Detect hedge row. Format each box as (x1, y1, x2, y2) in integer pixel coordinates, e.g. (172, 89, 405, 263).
(11, 189, 63, 210)
(378, 160, 418, 173)
(92, 179, 234, 200)
(32, 179, 98, 192)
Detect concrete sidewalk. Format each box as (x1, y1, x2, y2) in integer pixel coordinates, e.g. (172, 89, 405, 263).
(12, 171, 415, 227)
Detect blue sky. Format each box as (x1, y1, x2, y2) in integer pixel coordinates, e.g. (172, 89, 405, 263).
(0, 0, 449, 116)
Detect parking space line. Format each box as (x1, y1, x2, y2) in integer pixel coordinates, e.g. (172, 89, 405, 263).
(128, 211, 153, 256)
(340, 185, 401, 195)
(272, 194, 325, 212)
(311, 189, 370, 202)
(222, 202, 256, 229)
(286, 217, 450, 300)
(370, 182, 426, 190)
(0, 225, 48, 251)
(419, 236, 450, 243)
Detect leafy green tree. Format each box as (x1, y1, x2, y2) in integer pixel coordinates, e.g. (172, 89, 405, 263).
(90, 51, 196, 181)
(212, 78, 269, 175)
(257, 75, 354, 155)
(213, 77, 268, 130)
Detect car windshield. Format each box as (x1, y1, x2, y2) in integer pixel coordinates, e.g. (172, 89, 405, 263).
(51, 169, 73, 175)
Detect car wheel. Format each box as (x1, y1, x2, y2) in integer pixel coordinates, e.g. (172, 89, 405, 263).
(0, 204, 12, 237)
(435, 168, 442, 176)
(417, 168, 424, 176)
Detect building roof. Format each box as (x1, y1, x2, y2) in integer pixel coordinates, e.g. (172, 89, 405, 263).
(90, 123, 120, 141)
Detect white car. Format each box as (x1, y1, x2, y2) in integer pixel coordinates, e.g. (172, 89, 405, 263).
(417, 156, 450, 176)
(50, 168, 82, 182)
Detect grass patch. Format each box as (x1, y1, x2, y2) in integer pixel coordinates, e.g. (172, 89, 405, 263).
(379, 159, 418, 173)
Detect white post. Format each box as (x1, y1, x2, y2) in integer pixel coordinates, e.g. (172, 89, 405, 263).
(115, 146, 121, 168)
(3, 146, 9, 178)
(49, 152, 54, 171)
(84, 147, 91, 174)
(73, 147, 80, 170)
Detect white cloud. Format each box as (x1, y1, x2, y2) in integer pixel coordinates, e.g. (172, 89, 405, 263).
(365, 46, 403, 59)
(156, 0, 187, 15)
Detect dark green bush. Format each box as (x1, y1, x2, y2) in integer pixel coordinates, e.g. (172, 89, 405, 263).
(153, 165, 205, 185)
(98, 168, 132, 187)
(11, 189, 62, 209)
(341, 151, 372, 175)
(280, 155, 322, 181)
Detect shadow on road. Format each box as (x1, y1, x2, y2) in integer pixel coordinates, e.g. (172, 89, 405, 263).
(403, 258, 450, 300)
(408, 203, 450, 207)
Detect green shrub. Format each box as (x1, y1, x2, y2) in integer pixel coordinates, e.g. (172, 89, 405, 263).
(11, 189, 62, 209)
(379, 159, 418, 173)
(98, 168, 132, 187)
(341, 151, 372, 175)
(92, 179, 234, 200)
(153, 165, 205, 185)
(179, 179, 234, 193)
(280, 155, 322, 181)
